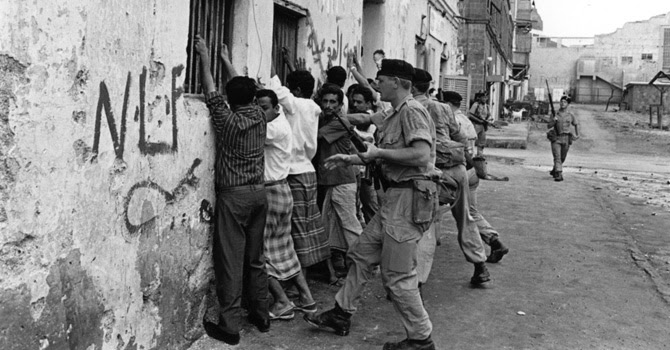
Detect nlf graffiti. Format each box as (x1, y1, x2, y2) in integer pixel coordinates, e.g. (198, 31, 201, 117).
(92, 65, 184, 162)
(123, 158, 211, 236)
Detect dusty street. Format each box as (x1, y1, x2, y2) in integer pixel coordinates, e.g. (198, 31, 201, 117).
(189, 104, 670, 349)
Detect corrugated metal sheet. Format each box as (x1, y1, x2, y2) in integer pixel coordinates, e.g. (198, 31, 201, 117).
(442, 75, 471, 114)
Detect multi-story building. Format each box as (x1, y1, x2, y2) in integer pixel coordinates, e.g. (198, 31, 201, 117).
(510, 0, 542, 101)
(360, 0, 463, 99)
(458, 0, 515, 119)
(529, 12, 670, 111)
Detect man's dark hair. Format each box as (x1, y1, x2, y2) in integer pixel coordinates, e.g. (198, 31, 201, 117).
(286, 70, 315, 98)
(351, 86, 374, 104)
(318, 83, 344, 104)
(255, 89, 278, 107)
(560, 95, 572, 104)
(346, 83, 360, 98)
(327, 66, 347, 88)
(225, 76, 257, 106)
(373, 49, 385, 56)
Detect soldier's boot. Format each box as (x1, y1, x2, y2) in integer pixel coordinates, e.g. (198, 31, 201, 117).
(470, 262, 491, 285)
(383, 336, 436, 350)
(554, 171, 564, 182)
(487, 238, 510, 263)
(304, 303, 351, 336)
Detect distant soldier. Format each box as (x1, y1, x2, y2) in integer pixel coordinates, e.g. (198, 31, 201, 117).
(469, 92, 493, 157)
(548, 96, 580, 182)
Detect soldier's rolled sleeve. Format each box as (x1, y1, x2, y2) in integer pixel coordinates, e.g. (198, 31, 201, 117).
(401, 106, 433, 147)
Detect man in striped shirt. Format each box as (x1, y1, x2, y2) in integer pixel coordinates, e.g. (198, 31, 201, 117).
(194, 36, 270, 346)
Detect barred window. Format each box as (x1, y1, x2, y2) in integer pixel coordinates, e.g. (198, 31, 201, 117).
(621, 56, 632, 64)
(641, 53, 653, 61)
(185, 0, 233, 94)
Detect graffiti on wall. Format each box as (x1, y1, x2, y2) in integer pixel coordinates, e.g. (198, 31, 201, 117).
(91, 65, 184, 162)
(318, 0, 346, 14)
(305, 17, 360, 88)
(89, 63, 214, 237)
(123, 158, 212, 237)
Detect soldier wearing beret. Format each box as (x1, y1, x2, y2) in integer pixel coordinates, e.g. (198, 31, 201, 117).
(305, 59, 439, 350)
(411, 70, 491, 288)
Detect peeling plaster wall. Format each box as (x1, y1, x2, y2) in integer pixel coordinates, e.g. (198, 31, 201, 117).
(0, 0, 369, 349)
(360, 0, 463, 89)
(0, 1, 216, 349)
(294, 0, 364, 90)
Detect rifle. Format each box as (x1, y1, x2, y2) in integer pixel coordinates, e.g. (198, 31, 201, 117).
(545, 80, 558, 142)
(469, 112, 499, 130)
(334, 114, 368, 153)
(546, 80, 556, 118)
(333, 114, 390, 190)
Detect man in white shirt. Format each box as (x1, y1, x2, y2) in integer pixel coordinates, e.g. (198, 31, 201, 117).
(267, 71, 331, 273)
(256, 89, 318, 321)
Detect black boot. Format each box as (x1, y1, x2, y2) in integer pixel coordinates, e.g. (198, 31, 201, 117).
(304, 303, 352, 336)
(383, 336, 436, 350)
(550, 169, 556, 177)
(554, 171, 563, 182)
(471, 262, 491, 285)
(203, 320, 240, 345)
(487, 238, 510, 263)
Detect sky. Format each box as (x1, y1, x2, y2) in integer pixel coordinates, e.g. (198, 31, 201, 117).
(534, 0, 670, 37)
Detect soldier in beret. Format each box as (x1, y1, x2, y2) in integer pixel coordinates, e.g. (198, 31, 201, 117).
(305, 59, 439, 350)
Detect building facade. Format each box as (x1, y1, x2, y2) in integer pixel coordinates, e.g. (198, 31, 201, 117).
(510, 0, 542, 101)
(458, 0, 515, 119)
(0, 0, 471, 349)
(360, 0, 463, 95)
(529, 12, 670, 106)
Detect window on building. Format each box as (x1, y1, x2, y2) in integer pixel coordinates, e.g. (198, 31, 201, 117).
(272, 4, 304, 85)
(663, 28, 670, 70)
(641, 53, 653, 61)
(621, 56, 633, 64)
(184, 0, 233, 94)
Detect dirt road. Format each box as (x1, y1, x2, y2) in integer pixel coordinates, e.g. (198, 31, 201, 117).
(188, 104, 670, 349)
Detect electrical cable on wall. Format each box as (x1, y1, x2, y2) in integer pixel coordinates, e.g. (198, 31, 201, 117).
(251, 0, 263, 81)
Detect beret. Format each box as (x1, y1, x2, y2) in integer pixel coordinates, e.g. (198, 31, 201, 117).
(376, 59, 415, 81)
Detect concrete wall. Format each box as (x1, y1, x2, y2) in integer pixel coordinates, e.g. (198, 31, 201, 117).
(529, 46, 582, 97)
(293, 0, 364, 88)
(529, 12, 670, 102)
(0, 1, 215, 349)
(360, 0, 462, 91)
(594, 12, 670, 83)
(0, 0, 363, 349)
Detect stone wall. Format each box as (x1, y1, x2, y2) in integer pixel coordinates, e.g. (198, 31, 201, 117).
(623, 84, 670, 114)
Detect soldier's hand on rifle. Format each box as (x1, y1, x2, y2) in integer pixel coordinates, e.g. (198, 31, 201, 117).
(357, 142, 378, 164)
